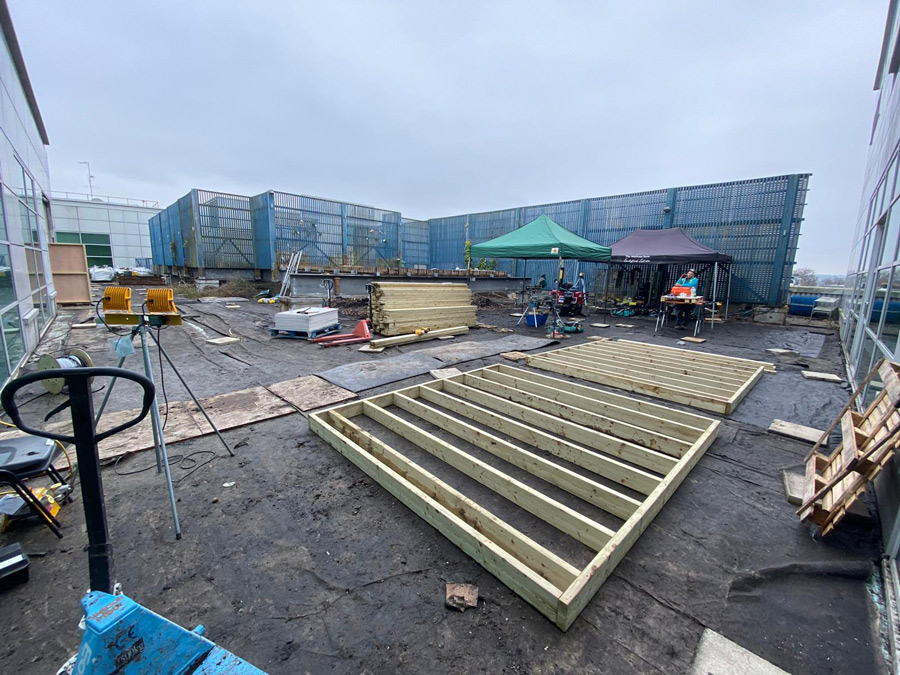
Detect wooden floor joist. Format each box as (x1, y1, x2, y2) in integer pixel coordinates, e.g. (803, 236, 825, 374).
(310, 364, 719, 630)
(525, 339, 771, 414)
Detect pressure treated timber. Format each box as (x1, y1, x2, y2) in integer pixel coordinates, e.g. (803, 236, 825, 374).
(363, 401, 616, 550)
(491, 364, 712, 432)
(800, 359, 900, 535)
(485, 364, 709, 441)
(536, 349, 739, 397)
(574, 341, 752, 384)
(611, 338, 776, 374)
(368, 326, 469, 348)
(578, 340, 765, 381)
(416, 385, 662, 495)
(371, 282, 476, 336)
(310, 365, 719, 629)
(460, 371, 691, 457)
(393, 393, 642, 519)
(526, 340, 768, 415)
(439, 377, 678, 474)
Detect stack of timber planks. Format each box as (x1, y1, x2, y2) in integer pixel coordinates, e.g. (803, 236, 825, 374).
(371, 282, 476, 336)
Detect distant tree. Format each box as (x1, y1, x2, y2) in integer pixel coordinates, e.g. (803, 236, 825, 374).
(794, 266, 817, 286)
(820, 274, 846, 287)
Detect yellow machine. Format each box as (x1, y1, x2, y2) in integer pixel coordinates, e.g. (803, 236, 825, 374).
(101, 286, 182, 326)
(101, 286, 137, 325)
(145, 287, 182, 325)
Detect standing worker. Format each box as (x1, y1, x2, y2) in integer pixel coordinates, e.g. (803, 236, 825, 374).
(537, 273, 547, 289)
(674, 269, 699, 329)
(573, 272, 586, 292)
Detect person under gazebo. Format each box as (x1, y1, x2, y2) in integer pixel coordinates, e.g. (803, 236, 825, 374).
(674, 269, 699, 329)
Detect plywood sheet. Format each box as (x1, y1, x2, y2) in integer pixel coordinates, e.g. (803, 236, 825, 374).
(0, 376, 356, 461)
(49, 243, 91, 304)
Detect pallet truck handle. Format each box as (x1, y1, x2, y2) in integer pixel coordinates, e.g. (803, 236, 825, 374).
(1, 367, 155, 443)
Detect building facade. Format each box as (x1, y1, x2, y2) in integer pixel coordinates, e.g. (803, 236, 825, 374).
(51, 192, 159, 269)
(0, 2, 53, 385)
(841, 2, 900, 588)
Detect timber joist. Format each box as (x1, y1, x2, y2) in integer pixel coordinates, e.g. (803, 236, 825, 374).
(800, 358, 900, 535)
(310, 364, 719, 629)
(370, 282, 477, 336)
(525, 339, 773, 414)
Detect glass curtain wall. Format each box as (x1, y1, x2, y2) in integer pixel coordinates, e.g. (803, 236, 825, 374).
(0, 13, 54, 386)
(842, 148, 900, 406)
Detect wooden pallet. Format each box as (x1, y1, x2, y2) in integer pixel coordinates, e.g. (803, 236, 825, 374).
(270, 324, 342, 340)
(525, 339, 774, 414)
(309, 364, 719, 630)
(799, 359, 900, 534)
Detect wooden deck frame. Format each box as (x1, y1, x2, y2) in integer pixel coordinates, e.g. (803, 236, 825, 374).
(526, 340, 770, 414)
(310, 365, 719, 630)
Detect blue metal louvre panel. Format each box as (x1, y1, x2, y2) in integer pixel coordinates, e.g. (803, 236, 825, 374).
(270, 192, 402, 268)
(344, 201, 400, 267)
(584, 191, 668, 246)
(400, 218, 429, 267)
(428, 215, 467, 270)
(272, 192, 343, 267)
(148, 212, 164, 266)
(177, 193, 195, 267)
(522, 200, 583, 233)
(669, 175, 810, 304)
(195, 190, 253, 268)
(469, 209, 519, 275)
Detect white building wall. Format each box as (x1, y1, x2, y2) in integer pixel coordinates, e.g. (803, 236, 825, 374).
(51, 195, 160, 268)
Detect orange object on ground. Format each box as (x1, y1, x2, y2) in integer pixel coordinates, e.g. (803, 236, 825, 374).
(313, 320, 372, 347)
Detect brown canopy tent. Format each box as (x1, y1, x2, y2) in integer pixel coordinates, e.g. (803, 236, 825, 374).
(607, 228, 733, 326)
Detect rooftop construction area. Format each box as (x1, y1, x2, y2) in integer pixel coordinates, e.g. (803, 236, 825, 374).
(0, 1, 895, 673)
(0, 290, 888, 674)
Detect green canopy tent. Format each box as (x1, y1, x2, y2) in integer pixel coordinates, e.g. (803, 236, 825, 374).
(470, 214, 611, 291)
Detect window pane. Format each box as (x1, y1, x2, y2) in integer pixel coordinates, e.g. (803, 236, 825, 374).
(882, 200, 900, 266)
(871, 269, 892, 332)
(26, 247, 42, 291)
(84, 244, 111, 257)
(80, 233, 110, 245)
(8, 160, 24, 199)
(0, 244, 14, 309)
(3, 310, 24, 370)
(19, 202, 35, 244)
(86, 256, 113, 267)
(858, 331, 877, 380)
(56, 231, 80, 244)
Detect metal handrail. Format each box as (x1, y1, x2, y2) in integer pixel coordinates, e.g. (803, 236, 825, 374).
(50, 191, 160, 208)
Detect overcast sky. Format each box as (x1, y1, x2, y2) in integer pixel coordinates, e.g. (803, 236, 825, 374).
(10, 1, 888, 273)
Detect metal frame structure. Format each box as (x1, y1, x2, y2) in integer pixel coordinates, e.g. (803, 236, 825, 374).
(310, 364, 719, 629)
(149, 174, 809, 306)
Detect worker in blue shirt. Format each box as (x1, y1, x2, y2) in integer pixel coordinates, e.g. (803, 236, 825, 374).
(674, 269, 699, 329)
(573, 272, 586, 292)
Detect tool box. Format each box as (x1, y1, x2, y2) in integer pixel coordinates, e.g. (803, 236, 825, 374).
(0, 542, 30, 591)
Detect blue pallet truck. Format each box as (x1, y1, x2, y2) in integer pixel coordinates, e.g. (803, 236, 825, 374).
(2, 367, 267, 675)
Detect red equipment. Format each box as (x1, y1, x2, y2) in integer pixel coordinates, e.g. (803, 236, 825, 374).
(312, 320, 372, 347)
(551, 283, 584, 316)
